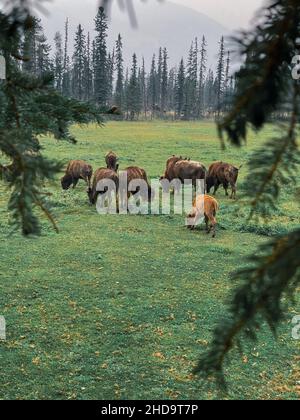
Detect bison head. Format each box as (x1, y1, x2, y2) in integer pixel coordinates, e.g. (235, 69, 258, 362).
(61, 174, 73, 190)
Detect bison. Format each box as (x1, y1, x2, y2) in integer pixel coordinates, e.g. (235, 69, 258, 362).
(105, 151, 119, 172)
(120, 166, 153, 209)
(187, 195, 219, 238)
(61, 160, 93, 190)
(160, 156, 207, 193)
(87, 168, 119, 210)
(206, 161, 241, 199)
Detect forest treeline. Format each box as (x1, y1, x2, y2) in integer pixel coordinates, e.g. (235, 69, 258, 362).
(21, 7, 235, 120)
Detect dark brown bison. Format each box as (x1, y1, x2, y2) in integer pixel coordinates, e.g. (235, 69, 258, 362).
(61, 160, 93, 190)
(160, 156, 207, 192)
(120, 166, 153, 208)
(87, 168, 119, 208)
(187, 195, 219, 238)
(206, 161, 242, 199)
(105, 151, 119, 172)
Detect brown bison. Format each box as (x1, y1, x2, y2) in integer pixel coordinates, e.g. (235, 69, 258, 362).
(87, 168, 119, 208)
(61, 160, 93, 190)
(206, 161, 241, 199)
(187, 195, 219, 238)
(120, 166, 153, 208)
(105, 151, 119, 172)
(160, 156, 207, 192)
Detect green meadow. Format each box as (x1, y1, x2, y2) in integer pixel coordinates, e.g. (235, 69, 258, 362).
(0, 121, 299, 400)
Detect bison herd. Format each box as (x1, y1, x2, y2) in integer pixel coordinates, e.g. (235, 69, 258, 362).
(61, 152, 242, 238)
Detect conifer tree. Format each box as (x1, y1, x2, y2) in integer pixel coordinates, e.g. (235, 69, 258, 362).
(54, 32, 64, 92)
(161, 48, 168, 116)
(94, 7, 108, 107)
(84, 33, 93, 102)
(175, 58, 185, 119)
(72, 24, 86, 101)
(216, 36, 225, 115)
(114, 34, 124, 110)
(198, 36, 207, 118)
(148, 55, 157, 118)
(127, 53, 141, 120)
(62, 18, 71, 97)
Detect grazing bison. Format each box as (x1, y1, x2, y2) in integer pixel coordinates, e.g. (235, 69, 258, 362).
(160, 156, 207, 192)
(61, 160, 93, 190)
(206, 161, 241, 199)
(120, 166, 153, 208)
(87, 168, 119, 209)
(187, 195, 219, 238)
(105, 151, 119, 172)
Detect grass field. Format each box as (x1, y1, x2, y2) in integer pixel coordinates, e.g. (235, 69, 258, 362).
(0, 121, 299, 400)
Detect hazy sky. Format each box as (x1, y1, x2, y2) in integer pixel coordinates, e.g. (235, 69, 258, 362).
(167, 0, 265, 29)
(38, 0, 266, 31)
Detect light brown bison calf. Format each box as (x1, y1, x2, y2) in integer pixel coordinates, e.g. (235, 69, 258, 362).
(61, 160, 93, 190)
(206, 161, 241, 199)
(187, 195, 219, 238)
(105, 151, 119, 172)
(87, 168, 119, 208)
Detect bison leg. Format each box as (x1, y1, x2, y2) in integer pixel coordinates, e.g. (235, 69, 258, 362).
(213, 183, 220, 195)
(205, 215, 211, 234)
(72, 178, 79, 189)
(223, 182, 229, 196)
(230, 183, 237, 199)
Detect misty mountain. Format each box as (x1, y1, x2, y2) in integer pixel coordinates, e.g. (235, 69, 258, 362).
(40, 0, 229, 70)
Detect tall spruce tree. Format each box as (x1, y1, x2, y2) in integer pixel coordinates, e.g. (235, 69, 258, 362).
(94, 7, 108, 107)
(54, 32, 63, 92)
(72, 24, 86, 101)
(175, 58, 185, 119)
(114, 34, 124, 110)
(62, 18, 71, 97)
(198, 36, 207, 118)
(161, 48, 168, 116)
(127, 53, 141, 120)
(148, 54, 157, 118)
(216, 36, 225, 115)
(84, 32, 93, 102)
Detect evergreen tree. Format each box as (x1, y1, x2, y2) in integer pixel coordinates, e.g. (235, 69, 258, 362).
(84, 32, 93, 102)
(62, 18, 71, 97)
(156, 47, 163, 111)
(140, 57, 147, 118)
(184, 39, 198, 119)
(216, 36, 225, 115)
(148, 55, 157, 118)
(114, 34, 124, 110)
(198, 36, 207, 117)
(36, 32, 52, 77)
(54, 32, 64, 92)
(167, 68, 176, 116)
(175, 58, 185, 119)
(127, 53, 141, 120)
(161, 48, 168, 116)
(106, 50, 115, 106)
(72, 24, 86, 101)
(94, 7, 108, 107)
